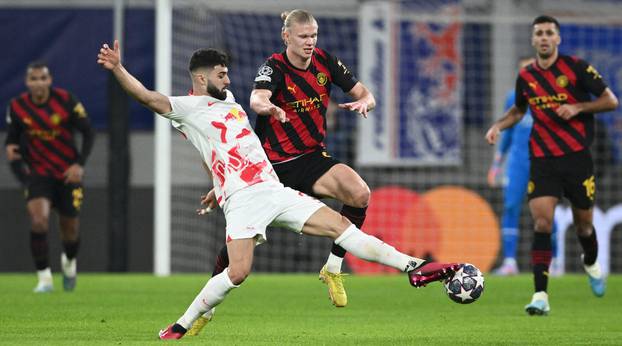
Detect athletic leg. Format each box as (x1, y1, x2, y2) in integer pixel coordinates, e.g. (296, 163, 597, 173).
(59, 216, 79, 291)
(160, 238, 252, 340)
(572, 206, 605, 297)
(302, 206, 458, 287)
(525, 196, 557, 315)
(313, 164, 370, 306)
(27, 198, 53, 293)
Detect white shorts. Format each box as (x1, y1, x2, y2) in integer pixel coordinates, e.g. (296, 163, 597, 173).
(223, 182, 325, 244)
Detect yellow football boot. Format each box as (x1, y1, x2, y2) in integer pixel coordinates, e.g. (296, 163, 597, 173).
(186, 308, 214, 336)
(319, 265, 348, 307)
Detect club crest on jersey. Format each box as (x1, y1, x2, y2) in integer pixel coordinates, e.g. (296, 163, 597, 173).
(224, 108, 246, 122)
(556, 75, 569, 88)
(316, 72, 327, 86)
(254, 65, 273, 83)
(50, 113, 61, 125)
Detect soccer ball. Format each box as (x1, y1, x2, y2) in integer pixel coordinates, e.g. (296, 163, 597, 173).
(444, 263, 485, 304)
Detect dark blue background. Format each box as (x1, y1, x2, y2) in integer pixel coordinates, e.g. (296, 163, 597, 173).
(0, 9, 155, 130)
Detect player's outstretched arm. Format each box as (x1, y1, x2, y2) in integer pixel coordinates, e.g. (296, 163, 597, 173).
(340, 82, 376, 118)
(250, 89, 288, 123)
(97, 40, 172, 115)
(485, 105, 526, 145)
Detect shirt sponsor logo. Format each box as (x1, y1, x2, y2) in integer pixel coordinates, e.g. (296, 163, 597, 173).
(287, 93, 328, 113)
(528, 93, 568, 110)
(28, 129, 61, 140)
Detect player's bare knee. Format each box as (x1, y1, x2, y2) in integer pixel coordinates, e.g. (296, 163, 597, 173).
(31, 218, 49, 232)
(534, 217, 553, 233)
(575, 222, 594, 237)
(351, 186, 370, 208)
(227, 267, 250, 285)
(329, 215, 352, 239)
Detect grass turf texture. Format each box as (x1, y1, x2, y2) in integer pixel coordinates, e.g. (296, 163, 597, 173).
(0, 273, 620, 345)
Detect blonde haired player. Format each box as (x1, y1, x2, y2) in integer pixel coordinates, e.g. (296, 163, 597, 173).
(97, 40, 460, 340)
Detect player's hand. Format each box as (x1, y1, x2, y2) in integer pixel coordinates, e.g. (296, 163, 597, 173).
(485, 125, 501, 145)
(63, 163, 84, 184)
(268, 105, 288, 123)
(556, 104, 581, 120)
(197, 188, 218, 215)
(487, 166, 499, 187)
(97, 40, 121, 71)
(338, 101, 369, 118)
(6, 144, 22, 161)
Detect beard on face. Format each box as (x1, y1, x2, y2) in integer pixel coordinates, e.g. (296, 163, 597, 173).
(537, 48, 554, 60)
(207, 83, 227, 100)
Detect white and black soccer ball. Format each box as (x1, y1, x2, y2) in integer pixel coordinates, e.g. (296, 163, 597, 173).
(444, 263, 485, 304)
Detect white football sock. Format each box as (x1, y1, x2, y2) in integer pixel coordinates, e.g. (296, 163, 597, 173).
(61, 253, 77, 278)
(584, 261, 602, 279)
(503, 257, 517, 266)
(325, 253, 343, 274)
(200, 307, 216, 319)
(334, 225, 424, 272)
(37, 267, 53, 285)
(532, 291, 549, 303)
(176, 268, 238, 329)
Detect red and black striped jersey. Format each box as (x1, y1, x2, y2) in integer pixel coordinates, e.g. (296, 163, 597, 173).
(515, 55, 608, 158)
(253, 48, 358, 162)
(5, 87, 94, 179)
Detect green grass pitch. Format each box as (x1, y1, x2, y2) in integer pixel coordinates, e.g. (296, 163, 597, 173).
(1, 273, 620, 345)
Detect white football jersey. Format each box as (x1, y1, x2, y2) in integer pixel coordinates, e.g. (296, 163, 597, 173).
(162, 90, 279, 205)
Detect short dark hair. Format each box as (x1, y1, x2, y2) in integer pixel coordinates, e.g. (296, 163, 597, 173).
(532, 15, 560, 32)
(188, 49, 230, 72)
(26, 60, 49, 71)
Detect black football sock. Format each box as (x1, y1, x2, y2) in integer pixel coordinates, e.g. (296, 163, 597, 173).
(332, 205, 368, 258)
(532, 232, 552, 293)
(62, 237, 80, 260)
(340, 205, 368, 229)
(211, 245, 229, 277)
(30, 231, 49, 270)
(578, 228, 598, 266)
(171, 323, 187, 334)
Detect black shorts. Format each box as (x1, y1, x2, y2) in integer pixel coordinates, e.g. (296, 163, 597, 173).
(25, 176, 84, 217)
(273, 149, 341, 198)
(528, 149, 595, 209)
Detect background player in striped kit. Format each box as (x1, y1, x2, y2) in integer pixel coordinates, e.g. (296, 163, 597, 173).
(4, 61, 95, 292)
(485, 15, 618, 315)
(488, 57, 561, 277)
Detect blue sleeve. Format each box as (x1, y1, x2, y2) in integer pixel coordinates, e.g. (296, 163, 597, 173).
(496, 90, 515, 155)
